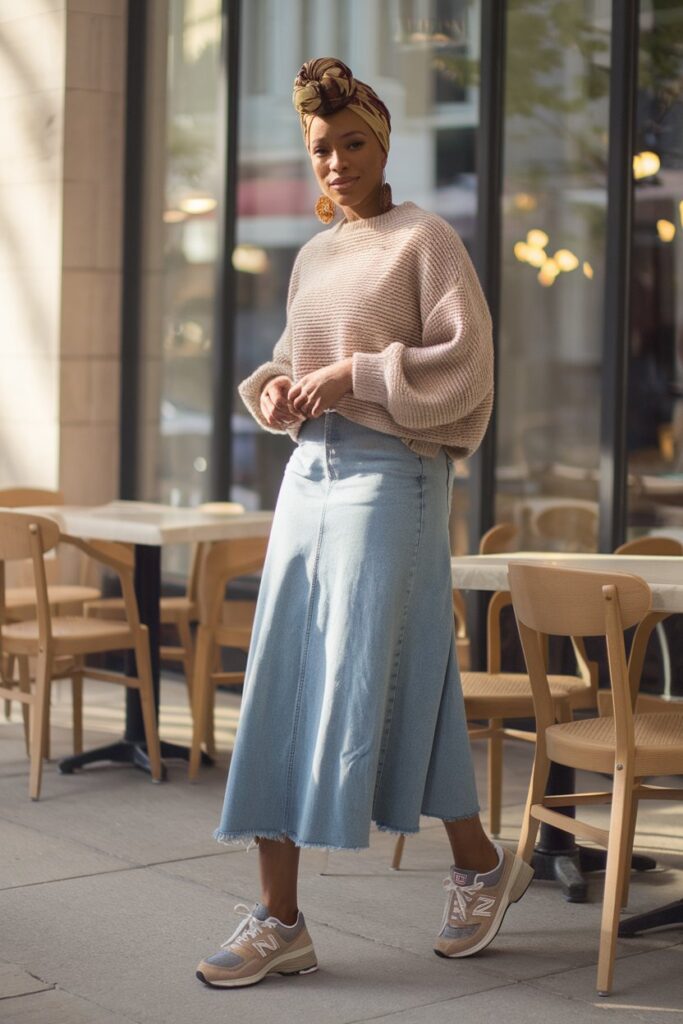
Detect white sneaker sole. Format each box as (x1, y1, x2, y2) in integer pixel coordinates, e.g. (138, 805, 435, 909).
(196, 943, 318, 988)
(434, 857, 534, 959)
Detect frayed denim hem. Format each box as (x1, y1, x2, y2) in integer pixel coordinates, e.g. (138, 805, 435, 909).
(423, 805, 481, 824)
(213, 827, 366, 853)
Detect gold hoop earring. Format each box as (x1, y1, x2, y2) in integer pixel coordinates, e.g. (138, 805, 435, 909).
(315, 194, 336, 224)
(379, 176, 393, 214)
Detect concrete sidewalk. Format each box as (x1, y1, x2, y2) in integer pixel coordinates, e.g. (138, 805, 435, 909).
(1, 676, 682, 1023)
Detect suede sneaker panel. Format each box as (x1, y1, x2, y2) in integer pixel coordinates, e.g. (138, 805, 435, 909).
(434, 846, 534, 958)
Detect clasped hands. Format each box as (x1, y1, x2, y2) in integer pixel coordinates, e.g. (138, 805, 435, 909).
(259, 357, 354, 429)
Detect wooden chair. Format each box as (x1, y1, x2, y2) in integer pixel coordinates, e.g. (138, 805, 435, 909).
(84, 502, 245, 706)
(0, 510, 162, 799)
(188, 535, 269, 780)
(1, 488, 101, 730)
(390, 522, 598, 870)
(509, 561, 683, 996)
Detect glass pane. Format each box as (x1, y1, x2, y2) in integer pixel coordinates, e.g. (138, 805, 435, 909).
(494, 1, 612, 552)
(138, 0, 222, 510)
(626, 2, 683, 538)
(233, 0, 482, 555)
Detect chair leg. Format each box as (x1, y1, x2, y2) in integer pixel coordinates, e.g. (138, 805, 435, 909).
(190, 626, 214, 781)
(517, 747, 551, 863)
(203, 643, 221, 760)
(176, 617, 195, 704)
(3, 653, 16, 720)
(71, 657, 84, 755)
(134, 629, 163, 782)
(620, 780, 640, 909)
(18, 657, 31, 757)
(391, 834, 406, 870)
(488, 719, 503, 837)
(29, 648, 52, 801)
(596, 767, 635, 996)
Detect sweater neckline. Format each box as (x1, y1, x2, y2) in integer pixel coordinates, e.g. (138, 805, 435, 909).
(334, 201, 416, 232)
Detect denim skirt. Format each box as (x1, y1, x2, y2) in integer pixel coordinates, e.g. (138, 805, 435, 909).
(214, 412, 479, 851)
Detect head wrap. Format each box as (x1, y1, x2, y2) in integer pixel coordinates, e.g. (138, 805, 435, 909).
(293, 57, 391, 155)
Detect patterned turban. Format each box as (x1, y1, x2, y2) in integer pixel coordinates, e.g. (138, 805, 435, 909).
(292, 57, 391, 155)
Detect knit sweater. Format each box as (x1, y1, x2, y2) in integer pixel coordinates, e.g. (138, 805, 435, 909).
(238, 201, 494, 461)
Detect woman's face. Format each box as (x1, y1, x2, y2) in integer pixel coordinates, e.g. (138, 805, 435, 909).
(308, 107, 387, 220)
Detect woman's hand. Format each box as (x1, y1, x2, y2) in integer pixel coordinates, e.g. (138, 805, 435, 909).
(288, 357, 354, 418)
(260, 376, 306, 429)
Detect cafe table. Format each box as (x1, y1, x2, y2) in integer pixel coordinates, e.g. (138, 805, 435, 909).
(451, 550, 683, 936)
(18, 500, 273, 779)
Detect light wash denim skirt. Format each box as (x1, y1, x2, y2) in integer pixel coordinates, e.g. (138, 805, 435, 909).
(215, 412, 479, 851)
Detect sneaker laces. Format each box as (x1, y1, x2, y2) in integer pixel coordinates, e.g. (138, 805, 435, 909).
(442, 877, 484, 923)
(221, 903, 278, 949)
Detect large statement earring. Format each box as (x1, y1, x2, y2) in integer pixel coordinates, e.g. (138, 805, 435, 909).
(379, 172, 393, 214)
(315, 194, 336, 224)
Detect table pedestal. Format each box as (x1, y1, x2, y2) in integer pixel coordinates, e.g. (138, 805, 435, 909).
(531, 762, 656, 902)
(59, 544, 213, 778)
(619, 899, 683, 937)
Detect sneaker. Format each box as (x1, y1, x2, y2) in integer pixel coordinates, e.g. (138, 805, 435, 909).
(434, 845, 534, 958)
(196, 902, 318, 988)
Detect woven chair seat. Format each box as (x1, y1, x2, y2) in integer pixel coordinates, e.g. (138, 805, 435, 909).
(546, 711, 683, 776)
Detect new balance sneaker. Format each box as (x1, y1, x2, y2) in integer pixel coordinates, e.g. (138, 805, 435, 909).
(434, 845, 534, 958)
(196, 902, 318, 988)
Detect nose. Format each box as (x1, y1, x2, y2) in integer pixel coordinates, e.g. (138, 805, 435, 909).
(329, 148, 348, 172)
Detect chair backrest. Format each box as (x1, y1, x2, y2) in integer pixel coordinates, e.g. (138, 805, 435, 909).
(186, 502, 246, 603)
(479, 522, 518, 555)
(0, 511, 61, 562)
(615, 535, 683, 557)
(477, 523, 519, 672)
(508, 563, 652, 756)
(534, 504, 598, 552)
(0, 487, 64, 508)
(0, 512, 61, 639)
(196, 536, 269, 627)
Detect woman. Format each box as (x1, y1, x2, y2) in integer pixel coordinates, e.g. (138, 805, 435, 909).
(196, 58, 532, 990)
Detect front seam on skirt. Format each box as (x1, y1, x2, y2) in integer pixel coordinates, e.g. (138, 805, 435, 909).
(282, 474, 334, 833)
(372, 457, 425, 804)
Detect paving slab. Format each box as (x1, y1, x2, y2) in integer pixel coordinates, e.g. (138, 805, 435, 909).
(0, 988, 140, 1024)
(531, 944, 683, 1010)
(351, 978, 662, 1024)
(0, 961, 53, 999)
(0, 818, 132, 889)
(0, 867, 507, 1024)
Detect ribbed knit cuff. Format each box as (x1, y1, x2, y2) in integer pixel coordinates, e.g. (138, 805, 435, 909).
(238, 369, 287, 434)
(351, 351, 389, 408)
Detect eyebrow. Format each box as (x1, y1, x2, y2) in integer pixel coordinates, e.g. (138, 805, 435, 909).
(311, 130, 367, 144)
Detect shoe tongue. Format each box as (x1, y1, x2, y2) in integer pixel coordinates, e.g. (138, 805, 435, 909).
(253, 903, 270, 921)
(450, 865, 478, 887)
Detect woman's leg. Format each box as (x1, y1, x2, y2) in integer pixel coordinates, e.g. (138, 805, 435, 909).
(443, 814, 499, 872)
(258, 837, 301, 924)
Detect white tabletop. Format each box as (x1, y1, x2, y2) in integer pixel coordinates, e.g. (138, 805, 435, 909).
(451, 552, 683, 614)
(15, 500, 274, 546)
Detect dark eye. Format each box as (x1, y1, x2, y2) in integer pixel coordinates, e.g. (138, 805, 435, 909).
(349, 141, 364, 149)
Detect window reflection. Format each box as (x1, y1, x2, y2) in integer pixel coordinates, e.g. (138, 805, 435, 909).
(138, 0, 222, 511)
(494, 0, 612, 551)
(626, 2, 683, 538)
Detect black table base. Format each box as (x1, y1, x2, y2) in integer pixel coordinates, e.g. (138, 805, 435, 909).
(58, 739, 213, 778)
(619, 899, 683, 937)
(531, 761, 656, 902)
(58, 544, 214, 779)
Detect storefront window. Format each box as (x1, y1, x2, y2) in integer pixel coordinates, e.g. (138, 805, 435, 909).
(493, 0, 612, 552)
(626, 2, 683, 537)
(138, 0, 222, 510)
